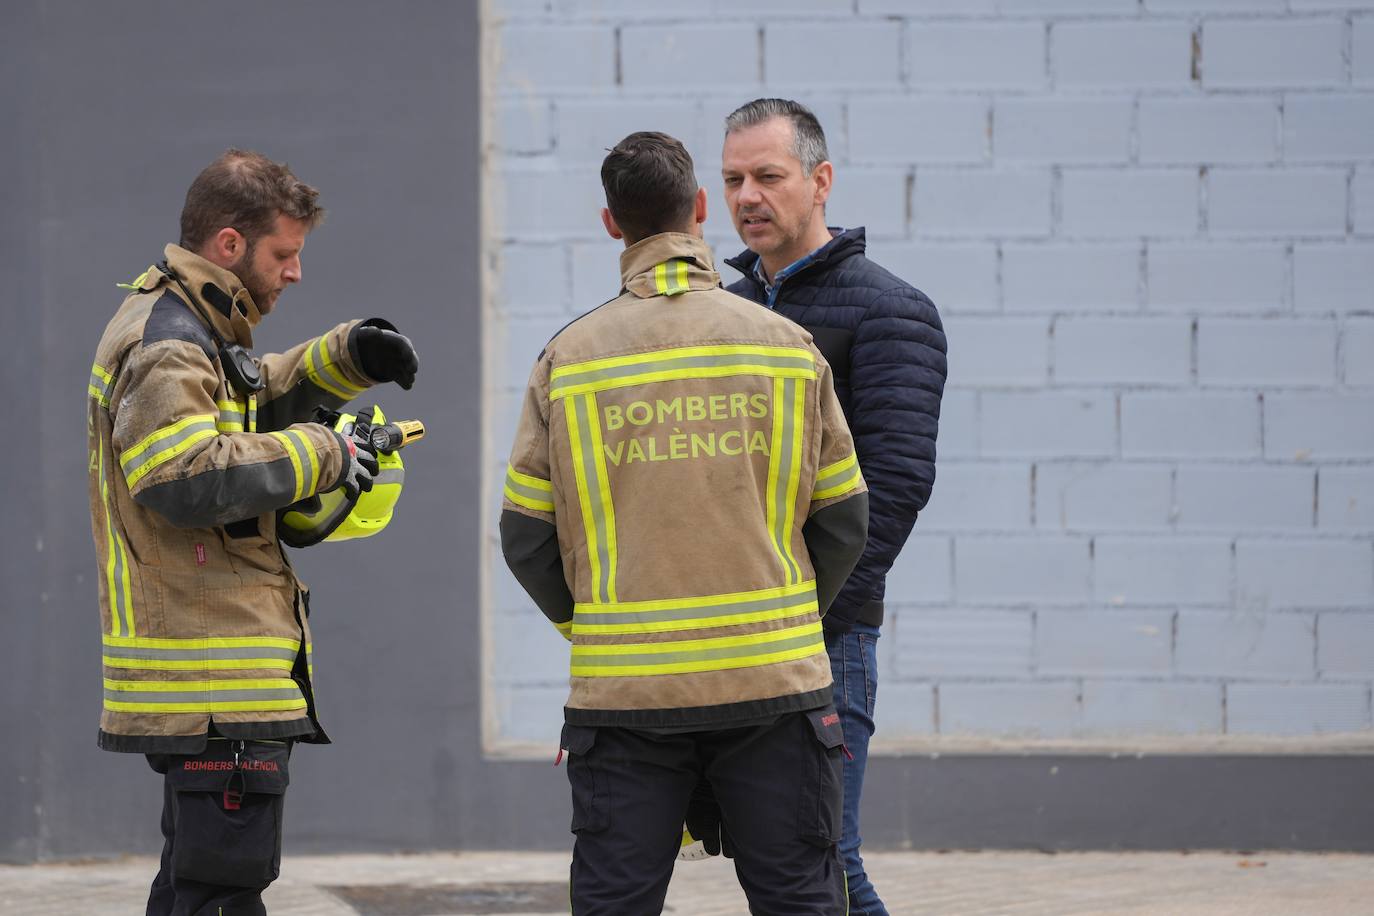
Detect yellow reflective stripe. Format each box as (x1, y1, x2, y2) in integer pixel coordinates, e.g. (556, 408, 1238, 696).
(102, 635, 302, 650)
(573, 602, 816, 636)
(766, 377, 804, 584)
(89, 363, 115, 408)
(121, 414, 219, 488)
(102, 656, 295, 672)
(780, 376, 805, 583)
(571, 620, 821, 656)
(549, 345, 816, 400)
(573, 580, 815, 614)
(247, 394, 257, 433)
(813, 452, 863, 501)
(304, 335, 366, 399)
(572, 581, 819, 636)
(569, 621, 825, 677)
(585, 392, 618, 603)
(115, 269, 151, 291)
(269, 432, 306, 501)
(652, 260, 690, 296)
(566, 393, 617, 603)
(571, 643, 825, 678)
(505, 465, 555, 512)
(103, 677, 299, 692)
(98, 441, 134, 637)
(555, 620, 573, 641)
(294, 429, 320, 496)
(565, 395, 602, 602)
(104, 699, 308, 713)
(216, 399, 246, 433)
(102, 677, 306, 713)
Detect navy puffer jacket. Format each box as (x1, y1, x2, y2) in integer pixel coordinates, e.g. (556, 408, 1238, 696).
(726, 227, 947, 632)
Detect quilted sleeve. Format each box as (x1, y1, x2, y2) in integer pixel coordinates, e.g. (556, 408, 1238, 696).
(829, 284, 947, 624)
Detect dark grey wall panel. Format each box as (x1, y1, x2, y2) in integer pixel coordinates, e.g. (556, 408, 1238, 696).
(0, 0, 534, 861)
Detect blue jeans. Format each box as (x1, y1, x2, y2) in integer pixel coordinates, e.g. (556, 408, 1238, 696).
(825, 622, 888, 916)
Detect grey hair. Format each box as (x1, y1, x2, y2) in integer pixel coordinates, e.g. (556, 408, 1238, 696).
(724, 98, 829, 174)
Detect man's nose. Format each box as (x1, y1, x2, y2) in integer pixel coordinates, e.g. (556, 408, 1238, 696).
(283, 257, 301, 283)
(738, 179, 763, 206)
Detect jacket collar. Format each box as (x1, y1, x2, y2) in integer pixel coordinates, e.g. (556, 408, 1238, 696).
(619, 233, 721, 299)
(725, 226, 867, 289)
(152, 244, 264, 348)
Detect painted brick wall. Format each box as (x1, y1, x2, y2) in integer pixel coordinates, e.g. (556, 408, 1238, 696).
(482, 0, 1374, 750)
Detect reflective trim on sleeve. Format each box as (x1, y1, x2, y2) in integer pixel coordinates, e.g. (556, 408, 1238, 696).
(304, 334, 366, 400)
(121, 415, 218, 488)
(102, 677, 307, 714)
(504, 465, 555, 513)
(89, 363, 115, 408)
(269, 429, 318, 501)
(569, 620, 825, 677)
(101, 634, 300, 672)
(216, 399, 245, 433)
(549, 345, 816, 400)
(572, 581, 818, 636)
(766, 376, 805, 585)
(813, 452, 863, 501)
(554, 620, 573, 641)
(565, 392, 618, 604)
(653, 259, 691, 297)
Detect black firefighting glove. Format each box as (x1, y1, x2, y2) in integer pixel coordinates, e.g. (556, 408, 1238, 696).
(684, 780, 734, 858)
(329, 427, 379, 499)
(351, 318, 419, 390)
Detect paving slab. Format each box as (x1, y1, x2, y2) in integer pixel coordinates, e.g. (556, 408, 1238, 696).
(3, 850, 1373, 915)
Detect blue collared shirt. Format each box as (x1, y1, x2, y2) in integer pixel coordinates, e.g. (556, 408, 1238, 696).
(753, 250, 820, 308)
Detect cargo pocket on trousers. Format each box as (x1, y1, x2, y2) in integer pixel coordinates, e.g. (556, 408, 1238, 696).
(167, 741, 290, 888)
(561, 724, 608, 835)
(798, 707, 845, 847)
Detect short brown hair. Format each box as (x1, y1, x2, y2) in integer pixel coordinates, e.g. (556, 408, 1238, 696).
(600, 132, 698, 244)
(179, 149, 324, 251)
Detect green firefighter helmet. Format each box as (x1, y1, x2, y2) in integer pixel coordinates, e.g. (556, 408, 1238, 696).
(276, 406, 407, 548)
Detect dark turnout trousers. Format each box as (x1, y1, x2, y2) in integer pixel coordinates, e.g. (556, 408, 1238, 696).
(562, 707, 848, 915)
(145, 740, 291, 916)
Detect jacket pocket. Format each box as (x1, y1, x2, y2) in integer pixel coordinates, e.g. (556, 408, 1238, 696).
(797, 706, 845, 847)
(166, 740, 290, 888)
(219, 512, 285, 584)
(561, 724, 608, 835)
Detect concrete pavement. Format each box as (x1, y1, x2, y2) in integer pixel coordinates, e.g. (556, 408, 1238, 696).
(4, 850, 1374, 914)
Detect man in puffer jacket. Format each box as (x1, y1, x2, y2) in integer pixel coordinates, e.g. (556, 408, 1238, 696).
(720, 98, 947, 916)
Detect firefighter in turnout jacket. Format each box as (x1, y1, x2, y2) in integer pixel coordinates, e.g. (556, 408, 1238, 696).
(87, 150, 418, 916)
(501, 132, 868, 915)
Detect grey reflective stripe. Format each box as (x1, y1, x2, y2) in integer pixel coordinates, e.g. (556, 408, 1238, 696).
(552, 352, 815, 396)
(217, 408, 245, 430)
(574, 393, 613, 603)
(504, 471, 549, 503)
(104, 645, 298, 662)
(574, 586, 817, 626)
(89, 370, 115, 405)
(373, 467, 405, 486)
(110, 516, 129, 626)
(279, 429, 316, 494)
(815, 460, 860, 493)
(772, 377, 800, 584)
(120, 419, 217, 478)
(103, 686, 303, 704)
(573, 629, 823, 668)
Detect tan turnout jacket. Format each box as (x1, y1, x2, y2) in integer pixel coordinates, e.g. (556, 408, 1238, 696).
(503, 234, 867, 727)
(87, 244, 378, 752)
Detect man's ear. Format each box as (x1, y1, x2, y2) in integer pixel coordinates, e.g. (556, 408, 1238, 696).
(601, 207, 624, 241)
(204, 227, 246, 268)
(811, 161, 834, 207)
(693, 186, 707, 226)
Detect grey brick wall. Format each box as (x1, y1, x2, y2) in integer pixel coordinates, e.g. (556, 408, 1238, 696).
(483, 0, 1374, 749)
